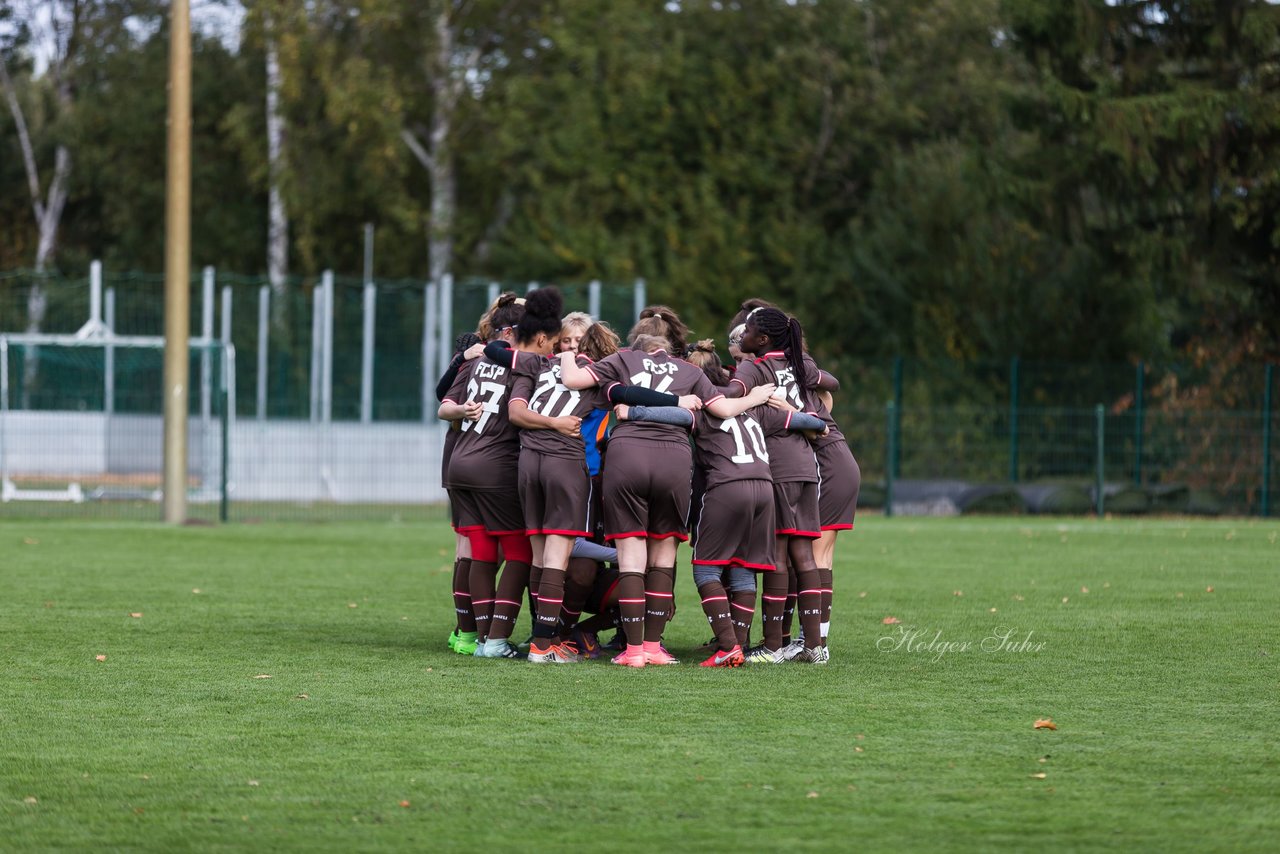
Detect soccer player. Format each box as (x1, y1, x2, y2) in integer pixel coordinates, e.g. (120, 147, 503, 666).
(559, 308, 775, 667)
(730, 307, 833, 664)
(438, 294, 537, 659)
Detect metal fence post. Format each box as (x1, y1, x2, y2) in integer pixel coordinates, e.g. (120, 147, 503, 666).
(321, 270, 334, 423)
(1095, 403, 1106, 518)
(423, 282, 439, 424)
(1134, 361, 1145, 485)
(0, 338, 8, 488)
(104, 287, 115, 415)
(892, 356, 903, 478)
(309, 281, 322, 422)
(200, 266, 214, 423)
(634, 278, 647, 323)
(437, 274, 454, 391)
(1263, 364, 1273, 518)
(361, 279, 376, 423)
(256, 286, 269, 420)
(220, 342, 231, 523)
(1009, 356, 1020, 483)
(487, 281, 499, 307)
(885, 400, 897, 518)
(588, 279, 601, 320)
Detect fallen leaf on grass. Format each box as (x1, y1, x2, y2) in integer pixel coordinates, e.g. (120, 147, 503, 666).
(806, 791, 820, 798)
(1030, 773, 1047, 779)
(1206, 586, 1214, 593)
(989, 608, 998, 613)
(882, 616, 900, 625)
(248, 780, 260, 787)
(295, 694, 310, 700)
(130, 612, 143, 618)
(855, 733, 865, 740)
(1033, 719, 1057, 730)
(253, 674, 272, 679)
(854, 747, 864, 753)
(192, 589, 202, 594)
(23, 538, 38, 545)
(95, 655, 107, 662)
(1175, 592, 1184, 599)
(1080, 586, 1089, 594)
(953, 590, 964, 597)
(858, 591, 867, 598)
(1012, 594, 1024, 601)
(23, 796, 37, 805)
(1061, 597, 1069, 604)
(399, 800, 411, 808)
(347, 603, 358, 609)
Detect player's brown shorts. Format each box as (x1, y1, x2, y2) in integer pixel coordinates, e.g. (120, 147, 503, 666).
(451, 488, 525, 537)
(692, 479, 776, 571)
(519, 448, 592, 537)
(773, 480, 821, 538)
(816, 441, 860, 530)
(601, 437, 693, 541)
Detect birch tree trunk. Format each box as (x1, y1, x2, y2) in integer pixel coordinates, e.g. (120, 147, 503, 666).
(426, 4, 457, 288)
(265, 22, 289, 330)
(1, 52, 73, 407)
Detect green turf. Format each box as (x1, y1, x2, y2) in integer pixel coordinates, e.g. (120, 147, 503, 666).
(2, 517, 1278, 851)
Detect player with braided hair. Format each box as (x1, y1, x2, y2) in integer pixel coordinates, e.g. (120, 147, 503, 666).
(730, 307, 833, 664)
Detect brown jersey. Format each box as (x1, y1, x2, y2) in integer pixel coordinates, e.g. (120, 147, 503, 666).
(734, 351, 848, 450)
(729, 353, 817, 483)
(692, 404, 804, 490)
(441, 352, 529, 491)
(586, 349, 722, 443)
(510, 354, 605, 460)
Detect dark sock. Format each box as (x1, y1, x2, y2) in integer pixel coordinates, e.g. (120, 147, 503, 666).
(796, 566, 823, 650)
(560, 557, 595, 633)
(578, 610, 615, 635)
(643, 565, 675, 644)
(781, 565, 797, 643)
(487, 560, 530, 641)
(730, 589, 755, 648)
(617, 573, 646, 647)
(452, 557, 476, 633)
(697, 581, 738, 652)
(761, 570, 789, 651)
(468, 559, 498, 639)
(533, 565, 565, 645)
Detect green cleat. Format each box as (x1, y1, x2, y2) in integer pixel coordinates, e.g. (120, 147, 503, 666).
(453, 631, 479, 656)
(447, 629, 459, 652)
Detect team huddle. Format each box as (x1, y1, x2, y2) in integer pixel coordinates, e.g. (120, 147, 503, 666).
(436, 289, 861, 667)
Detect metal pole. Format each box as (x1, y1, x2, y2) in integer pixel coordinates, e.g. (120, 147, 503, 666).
(0, 338, 8, 488)
(1095, 404, 1106, 518)
(1134, 361, 1145, 485)
(437, 273, 454, 389)
(423, 282, 438, 424)
(256, 285, 269, 420)
(104, 288, 115, 415)
(361, 281, 376, 424)
(162, 0, 192, 524)
(1009, 356, 1019, 483)
(633, 278, 647, 323)
(1263, 364, 1273, 518)
(309, 282, 322, 422)
(220, 285, 233, 420)
(885, 401, 897, 518)
(89, 260, 103, 327)
(200, 267, 213, 424)
(588, 279, 601, 320)
(321, 270, 334, 423)
(487, 281, 499, 307)
(363, 223, 374, 286)
(220, 344, 235, 523)
(892, 356, 903, 478)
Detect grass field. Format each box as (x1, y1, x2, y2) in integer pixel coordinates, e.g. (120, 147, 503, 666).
(2, 516, 1278, 851)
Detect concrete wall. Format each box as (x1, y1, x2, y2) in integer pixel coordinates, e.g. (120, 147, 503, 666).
(0, 412, 446, 504)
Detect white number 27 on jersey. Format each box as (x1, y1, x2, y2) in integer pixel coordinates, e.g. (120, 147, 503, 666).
(463, 379, 507, 434)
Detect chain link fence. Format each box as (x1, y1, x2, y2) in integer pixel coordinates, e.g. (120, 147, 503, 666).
(1, 268, 1275, 520)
